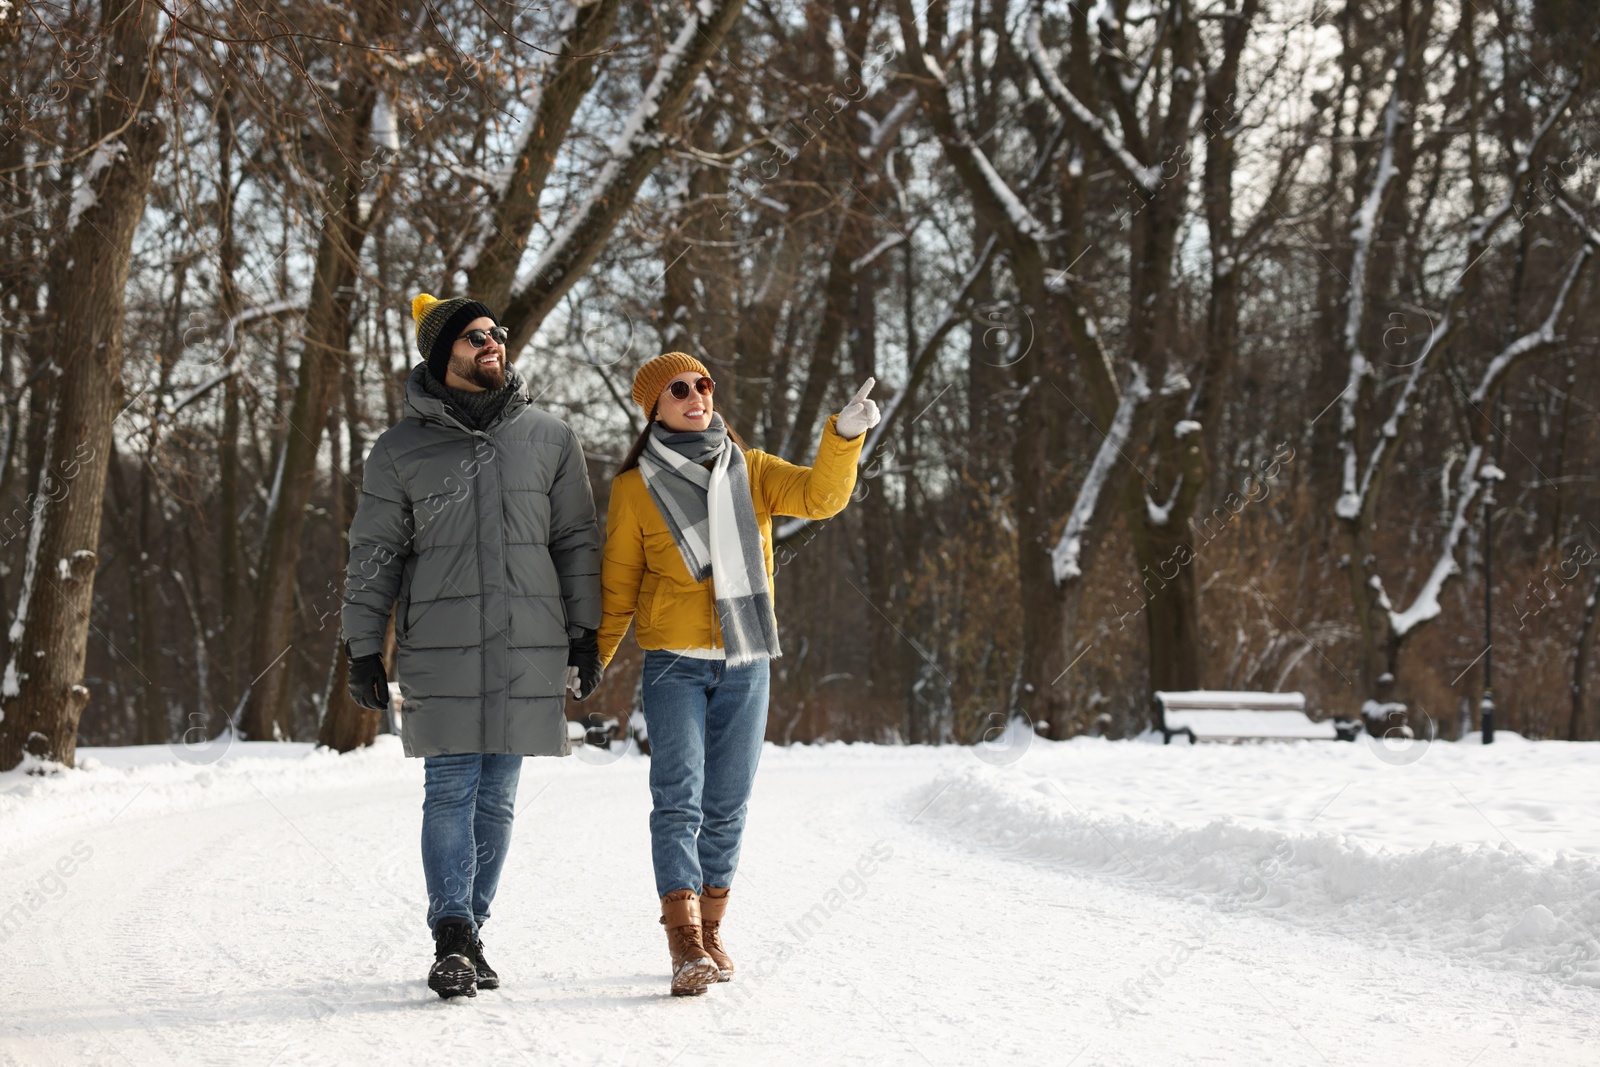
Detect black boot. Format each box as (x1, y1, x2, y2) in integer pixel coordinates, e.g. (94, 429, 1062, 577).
(429, 918, 478, 1000)
(469, 933, 499, 990)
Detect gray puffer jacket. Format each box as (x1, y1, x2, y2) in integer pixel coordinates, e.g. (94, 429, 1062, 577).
(341, 365, 601, 757)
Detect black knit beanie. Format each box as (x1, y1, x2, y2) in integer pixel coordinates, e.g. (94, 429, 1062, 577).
(412, 294, 499, 381)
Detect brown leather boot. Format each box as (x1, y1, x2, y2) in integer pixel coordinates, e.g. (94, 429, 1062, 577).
(699, 887, 733, 981)
(659, 890, 718, 996)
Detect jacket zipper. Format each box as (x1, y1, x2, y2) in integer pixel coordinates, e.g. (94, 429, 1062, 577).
(474, 428, 496, 752)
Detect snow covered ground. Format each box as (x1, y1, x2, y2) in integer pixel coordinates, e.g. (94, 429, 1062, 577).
(2, 730, 1598, 1066)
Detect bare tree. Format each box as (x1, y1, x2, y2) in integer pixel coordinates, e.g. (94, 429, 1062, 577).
(1329, 12, 1600, 726)
(0, 0, 165, 770)
(243, 0, 403, 742)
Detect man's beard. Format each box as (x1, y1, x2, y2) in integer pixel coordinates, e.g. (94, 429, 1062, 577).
(448, 351, 508, 391)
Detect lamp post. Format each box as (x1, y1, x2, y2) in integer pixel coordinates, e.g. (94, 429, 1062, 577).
(1480, 460, 1503, 744)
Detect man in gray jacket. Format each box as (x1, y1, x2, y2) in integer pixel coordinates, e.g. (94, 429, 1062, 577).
(342, 293, 603, 1000)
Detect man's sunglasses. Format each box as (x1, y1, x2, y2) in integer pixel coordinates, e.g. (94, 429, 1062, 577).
(458, 326, 509, 349)
(666, 376, 715, 401)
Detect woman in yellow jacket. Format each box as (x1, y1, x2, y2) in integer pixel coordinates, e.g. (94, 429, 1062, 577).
(598, 352, 877, 996)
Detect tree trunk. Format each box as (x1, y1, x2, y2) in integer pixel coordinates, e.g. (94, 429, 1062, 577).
(1011, 332, 1067, 739)
(850, 259, 906, 740)
(0, 0, 164, 770)
(106, 437, 164, 743)
(243, 15, 390, 740)
(318, 335, 380, 752)
(216, 85, 244, 731)
(782, 207, 865, 462)
(1569, 570, 1600, 741)
(1122, 389, 1210, 702)
(1123, 0, 1255, 701)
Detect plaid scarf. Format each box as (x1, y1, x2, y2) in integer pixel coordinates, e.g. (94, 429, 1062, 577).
(636, 415, 781, 666)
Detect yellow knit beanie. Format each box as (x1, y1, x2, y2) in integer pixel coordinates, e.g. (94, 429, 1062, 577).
(632, 352, 710, 415)
(411, 293, 498, 380)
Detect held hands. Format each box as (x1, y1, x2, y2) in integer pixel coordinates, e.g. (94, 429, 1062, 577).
(346, 644, 390, 711)
(834, 378, 881, 440)
(567, 629, 603, 702)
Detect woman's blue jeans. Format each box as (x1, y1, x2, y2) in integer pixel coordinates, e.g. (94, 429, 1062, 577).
(420, 752, 522, 933)
(641, 650, 770, 897)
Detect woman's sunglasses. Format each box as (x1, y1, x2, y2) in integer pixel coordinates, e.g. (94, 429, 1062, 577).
(666, 376, 715, 401)
(458, 326, 509, 349)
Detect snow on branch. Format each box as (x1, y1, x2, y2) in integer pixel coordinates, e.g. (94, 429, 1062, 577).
(1023, 8, 1159, 194)
(1344, 303, 1454, 520)
(1351, 225, 1595, 516)
(851, 232, 907, 275)
(905, 38, 1051, 245)
(66, 139, 127, 234)
(1338, 71, 1403, 431)
(1146, 476, 1181, 527)
(1468, 82, 1578, 248)
(165, 370, 235, 418)
(1334, 65, 1583, 526)
(455, 86, 544, 277)
(1373, 234, 1594, 639)
(461, 0, 619, 283)
(1386, 445, 1482, 637)
(962, 124, 1051, 242)
(3, 393, 61, 702)
(859, 89, 919, 166)
(1331, 62, 1421, 524)
(1332, 65, 1406, 516)
(1467, 243, 1591, 406)
(504, 0, 740, 341)
(220, 299, 302, 356)
(536, 0, 714, 249)
(1556, 191, 1600, 251)
(1051, 364, 1152, 584)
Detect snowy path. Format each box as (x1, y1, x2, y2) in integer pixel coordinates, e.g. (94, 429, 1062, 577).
(3, 737, 1599, 1066)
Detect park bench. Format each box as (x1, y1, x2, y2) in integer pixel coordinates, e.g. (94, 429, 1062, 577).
(1152, 690, 1361, 744)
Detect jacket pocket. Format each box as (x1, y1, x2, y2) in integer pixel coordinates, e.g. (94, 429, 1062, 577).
(545, 544, 568, 632)
(635, 574, 657, 637)
(396, 558, 417, 642)
(405, 597, 444, 640)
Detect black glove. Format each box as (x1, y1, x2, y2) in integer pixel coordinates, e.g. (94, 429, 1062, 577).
(568, 629, 603, 702)
(346, 644, 390, 711)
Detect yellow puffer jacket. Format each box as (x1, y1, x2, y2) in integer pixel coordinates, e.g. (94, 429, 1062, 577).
(599, 415, 865, 667)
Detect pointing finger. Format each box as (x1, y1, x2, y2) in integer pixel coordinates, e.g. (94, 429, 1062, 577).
(850, 377, 876, 405)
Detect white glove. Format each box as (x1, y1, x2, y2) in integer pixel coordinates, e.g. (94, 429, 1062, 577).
(835, 378, 880, 440)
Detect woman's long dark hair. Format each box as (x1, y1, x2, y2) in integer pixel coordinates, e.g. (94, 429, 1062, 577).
(618, 405, 747, 474)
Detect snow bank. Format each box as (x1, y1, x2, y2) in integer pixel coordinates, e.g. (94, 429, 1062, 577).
(0, 739, 418, 862)
(915, 759, 1600, 987)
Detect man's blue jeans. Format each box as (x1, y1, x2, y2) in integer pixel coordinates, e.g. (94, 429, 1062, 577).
(641, 650, 770, 897)
(420, 753, 522, 933)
